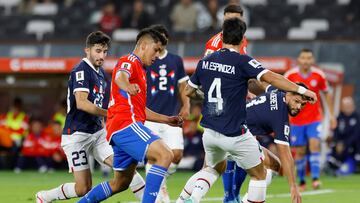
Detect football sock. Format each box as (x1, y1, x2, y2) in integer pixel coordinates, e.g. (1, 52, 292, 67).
(77, 181, 112, 203)
(233, 164, 247, 199)
(223, 160, 236, 202)
(296, 157, 306, 183)
(143, 164, 168, 203)
(246, 179, 266, 203)
(310, 152, 321, 180)
(129, 171, 145, 201)
(190, 167, 219, 202)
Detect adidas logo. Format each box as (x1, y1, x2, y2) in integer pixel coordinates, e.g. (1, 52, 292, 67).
(149, 192, 158, 197)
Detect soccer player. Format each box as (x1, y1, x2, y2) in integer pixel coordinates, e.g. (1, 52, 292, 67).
(203, 5, 251, 202)
(204, 4, 248, 56)
(144, 24, 190, 202)
(77, 28, 183, 203)
(178, 18, 316, 203)
(35, 31, 146, 203)
(284, 49, 337, 191)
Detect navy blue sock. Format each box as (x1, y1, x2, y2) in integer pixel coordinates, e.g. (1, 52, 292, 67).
(77, 181, 112, 203)
(143, 164, 167, 203)
(233, 164, 247, 200)
(223, 160, 236, 202)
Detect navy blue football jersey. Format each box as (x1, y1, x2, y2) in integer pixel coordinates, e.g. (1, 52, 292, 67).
(63, 58, 108, 135)
(146, 51, 189, 116)
(189, 48, 268, 136)
(246, 87, 290, 145)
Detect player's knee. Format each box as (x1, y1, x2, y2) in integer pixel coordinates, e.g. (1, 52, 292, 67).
(161, 149, 174, 164)
(172, 150, 183, 164)
(76, 184, 92, 197)
(109, 178, 131, 193)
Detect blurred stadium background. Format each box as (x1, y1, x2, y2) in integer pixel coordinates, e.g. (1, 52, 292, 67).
(0, 0, 360, 202)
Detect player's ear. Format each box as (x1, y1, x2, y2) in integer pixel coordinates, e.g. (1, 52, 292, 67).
(84, 47, 90, 56)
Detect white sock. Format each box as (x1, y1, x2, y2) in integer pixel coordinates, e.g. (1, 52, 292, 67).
(176, 170, 204, 202)
(129, 171, 145, 201)
(190, 167, 219, 202)
(145, 163, 152, 174)
(168, 162, 178, 175)
(247, 179, 267, 203)
(42, 183, 77, 201)
(266, 169, 273, 186)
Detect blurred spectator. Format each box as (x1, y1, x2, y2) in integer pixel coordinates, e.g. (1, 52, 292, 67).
(345, 0, 360, 24)
(170, 0, 198, 33)
(0, 97, 29, 150)
(32, 0, 58, 15)
(325, 97, 359, 175)
(43, 120, 66, 170)
(14, 117, 49, 173)
(52, 99, 67, 129)
(17, 0, 37, 15)
(123, 0, 152, 29)
(197, 0, 221, 32)
(99, 2, 121, 36)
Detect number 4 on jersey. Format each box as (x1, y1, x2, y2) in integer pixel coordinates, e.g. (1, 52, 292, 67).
(208, 78, 223, 111)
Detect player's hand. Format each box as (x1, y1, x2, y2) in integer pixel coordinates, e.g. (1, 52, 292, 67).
(291, 185, 302, 203)
(126, 84, 140, 95)
(304, 89, 317, 104)
(167, 115, 183, 127)
(329, 115, 337, 130)
(178, 105, 190, 120)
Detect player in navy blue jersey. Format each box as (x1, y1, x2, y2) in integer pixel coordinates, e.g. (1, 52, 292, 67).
(176, 18, 316, 203)
(144, 24, 190, 203)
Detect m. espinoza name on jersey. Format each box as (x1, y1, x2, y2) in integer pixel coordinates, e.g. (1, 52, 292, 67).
(202, 61, 235, 75)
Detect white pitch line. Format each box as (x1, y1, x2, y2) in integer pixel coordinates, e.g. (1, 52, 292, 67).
(124, 189, 335, 202)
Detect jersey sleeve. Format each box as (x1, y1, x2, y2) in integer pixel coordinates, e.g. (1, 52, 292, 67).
(114, 57, 135, 79)
(175, 55, 189, 83)
(73, 66, 90, 93)
(240, 37, 248, 55)
(318, 72, 329, 92)
(188, 60, 202, 89)
(265, 85, 278, 93)
(271, 96, 290, 145)
(241, 55, 269, 81)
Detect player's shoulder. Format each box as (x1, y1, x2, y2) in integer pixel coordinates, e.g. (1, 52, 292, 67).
(284, 67, 300, 77)
(166, 52, 182, 61)
(311, 67, 327, 78)
(116, 54, 139, 69)
(207, 32, 222, 47)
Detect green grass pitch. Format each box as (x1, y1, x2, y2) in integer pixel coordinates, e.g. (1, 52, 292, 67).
(1, 170, 359, 202)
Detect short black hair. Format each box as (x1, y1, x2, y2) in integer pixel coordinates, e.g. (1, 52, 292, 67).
(224, 4, 243, 16)
(86, 31, 111, 48)
(149, 24, 169, 42)
(299, 48, 313, 55)
(136, 27, 167, 46)
(222, 18, 246, 45)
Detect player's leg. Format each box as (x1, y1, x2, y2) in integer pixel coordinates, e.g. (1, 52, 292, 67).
(231, 131, 267, 203)
(307, 122, 322, 189)
(222, 159, 237, 203)
(233, 164, 247, 203)
(183, 128, 227, 203)
(36, 133, 94, 202)
(92, 129, 145, 201)
(290, 124, 307, 190)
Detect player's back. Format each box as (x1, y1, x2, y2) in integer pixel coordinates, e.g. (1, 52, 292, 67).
(285, 67, 328, 125)
(190, 48, 267, 136)
(63, 59, 107, 135)
(146, 51, 188, 116)
(246, 89, 290, 144)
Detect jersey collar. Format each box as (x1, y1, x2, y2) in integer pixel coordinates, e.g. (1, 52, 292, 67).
(82, 58, 100, 74)
(130, 53, 143, 66)
(158, 49, 168, 60)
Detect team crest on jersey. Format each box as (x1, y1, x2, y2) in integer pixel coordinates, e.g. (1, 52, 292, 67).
(248, 59, 262, 68)
(121, 62, 131, 70)
(310, 79, 317, 87)
(76, 70, 84, 81)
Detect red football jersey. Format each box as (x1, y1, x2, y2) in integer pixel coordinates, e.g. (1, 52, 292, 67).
(106, 54, 147, 141)
(284, 67, 329, 125)
(204, 32, 248, 56)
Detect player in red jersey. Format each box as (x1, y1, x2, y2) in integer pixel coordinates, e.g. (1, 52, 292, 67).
(284, 48, 337, 191)
(78, 28, 183, 203)
(204, 4, 248, 57)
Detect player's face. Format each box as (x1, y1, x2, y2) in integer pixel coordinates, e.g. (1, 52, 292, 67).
(143, 41, 162, 66)
(287, 94, 306, 116)
(297, 52, 314, 71)
(86, 43, 108, 68)
(224, 12, 243, 21)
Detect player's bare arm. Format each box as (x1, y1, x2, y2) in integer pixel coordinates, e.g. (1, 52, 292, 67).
(115, 71, 140, 95)
(184, 84, 204, 100)
(260, 71, 317, 103)
(276, 144, 302, 203)
(178, 81, 191, 119)
(324, 91, 337, 129)
(74, 91, 107, 117)
(145, 108, 183, 127)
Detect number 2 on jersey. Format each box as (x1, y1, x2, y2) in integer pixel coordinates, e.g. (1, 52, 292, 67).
(208, 78, 223, 111)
